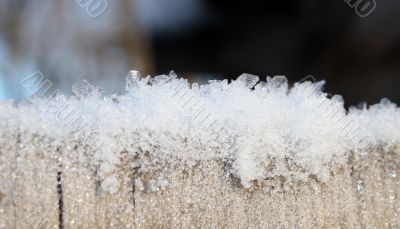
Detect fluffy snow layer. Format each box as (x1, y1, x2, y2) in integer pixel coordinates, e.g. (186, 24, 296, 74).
(0, 71, 398, 190)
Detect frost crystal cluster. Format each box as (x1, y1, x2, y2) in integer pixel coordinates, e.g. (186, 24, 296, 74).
(0, 71, 399, 228)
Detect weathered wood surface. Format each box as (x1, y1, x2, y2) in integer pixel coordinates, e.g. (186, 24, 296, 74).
(0, 144, 399, 229)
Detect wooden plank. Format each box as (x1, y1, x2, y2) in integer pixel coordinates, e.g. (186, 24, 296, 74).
(1, 137, 399, 228)
(13, 134, 59, 229)
(0, 127, 17, 228)
(61, 142, 97, 229)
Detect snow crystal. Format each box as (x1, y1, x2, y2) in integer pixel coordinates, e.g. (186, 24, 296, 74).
(0, 71, 399, 191)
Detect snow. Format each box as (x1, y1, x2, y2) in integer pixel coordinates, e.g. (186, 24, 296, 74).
(0, 71, 399, 191)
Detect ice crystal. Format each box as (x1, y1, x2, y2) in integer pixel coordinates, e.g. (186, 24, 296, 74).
(1, 72, 400, 228)
(0, 72, 399, 190)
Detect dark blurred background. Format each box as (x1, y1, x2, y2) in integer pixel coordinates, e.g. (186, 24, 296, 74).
(0, 0, 399, 106)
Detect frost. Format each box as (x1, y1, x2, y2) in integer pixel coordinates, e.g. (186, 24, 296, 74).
(72, 79, 101, 98)
(101, 175, 119, 194)
(0, 71, 399, 192)
(349, 98, 400, 146)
